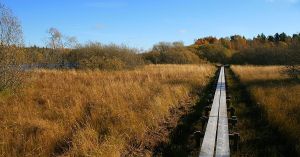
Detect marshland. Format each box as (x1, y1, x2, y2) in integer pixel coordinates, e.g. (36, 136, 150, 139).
(0, 1, 299, 157)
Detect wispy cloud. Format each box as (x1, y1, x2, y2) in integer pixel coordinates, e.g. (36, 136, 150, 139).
(92, 24, 105, 30)
(85, 2, 127, 9)
(178, 29, 188, 34)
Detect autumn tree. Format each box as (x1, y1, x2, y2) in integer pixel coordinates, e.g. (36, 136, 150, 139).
(47, 27, 78, 48)
(47, 27, 63, 49)
(46, 27, 78, 66)
(0, 3, 24, 90)
(220, 37, 232, 49)
(230, 35, 248, 50)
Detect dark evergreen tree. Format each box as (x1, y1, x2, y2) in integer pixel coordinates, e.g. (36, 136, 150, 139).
(279, 32, 287, 42)
(268, 35, 275, 42)
(274, 33, 280, 42)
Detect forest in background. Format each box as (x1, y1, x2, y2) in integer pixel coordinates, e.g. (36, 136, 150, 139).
(193, 33, 300, 65)
(20, 32, 300, 71)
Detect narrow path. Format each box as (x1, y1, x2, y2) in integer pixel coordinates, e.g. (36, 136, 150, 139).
(199, 66, 230, 157)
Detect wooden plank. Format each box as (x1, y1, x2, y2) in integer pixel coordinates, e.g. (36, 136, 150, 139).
(209, 89, 221, 117)
(209, 68, 223, 117)
(215, 117, 230, 157)
(199, 117, 218, 156)
(217, 68, 226, 119)
(216, 67, 230, 157)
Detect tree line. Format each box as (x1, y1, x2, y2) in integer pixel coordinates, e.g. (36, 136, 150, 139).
(192, 33, 300, 65)
(7, 29, 300, 71)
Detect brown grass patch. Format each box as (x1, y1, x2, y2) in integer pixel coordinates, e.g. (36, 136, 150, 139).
(0, 64, 215, 157)
(232, 65, 300, 155)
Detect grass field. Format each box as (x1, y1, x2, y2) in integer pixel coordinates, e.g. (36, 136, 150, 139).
(232, 65, 300, 155)
(0, 64, 215, 157)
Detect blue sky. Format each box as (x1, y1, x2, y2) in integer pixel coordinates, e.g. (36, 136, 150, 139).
(2, 0, 300, 50)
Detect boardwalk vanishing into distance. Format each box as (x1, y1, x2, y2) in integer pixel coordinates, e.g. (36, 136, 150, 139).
(1, 0, 299, 156)
(199, 66, 230, 157)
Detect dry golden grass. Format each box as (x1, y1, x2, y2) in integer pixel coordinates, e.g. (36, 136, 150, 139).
(0, 64, 215, 157)
(232, 65, 300, 154)
(231, 65, 289, 82)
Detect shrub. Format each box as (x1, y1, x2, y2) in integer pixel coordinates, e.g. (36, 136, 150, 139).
(67, 42, 144, 70)
(195, 44, 232, 64)
(143, 42, 202, 64)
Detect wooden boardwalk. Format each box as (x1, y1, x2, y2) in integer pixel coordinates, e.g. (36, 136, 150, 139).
(199, 66, 230, 157)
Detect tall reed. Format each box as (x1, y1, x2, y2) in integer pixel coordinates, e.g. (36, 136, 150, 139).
(232, 65, 300, 155)
(0, 64, 215, 157)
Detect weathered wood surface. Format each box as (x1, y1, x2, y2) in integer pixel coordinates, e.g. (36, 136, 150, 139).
(199, 67, 230, 157)
(216, 67, 230, 157)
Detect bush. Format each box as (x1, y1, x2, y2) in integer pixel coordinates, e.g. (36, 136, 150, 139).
(231, 45, 300, 65)
(195, 44, 232, 64)
(67, 42, 144, 70)
(143, 42, 203, 64)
